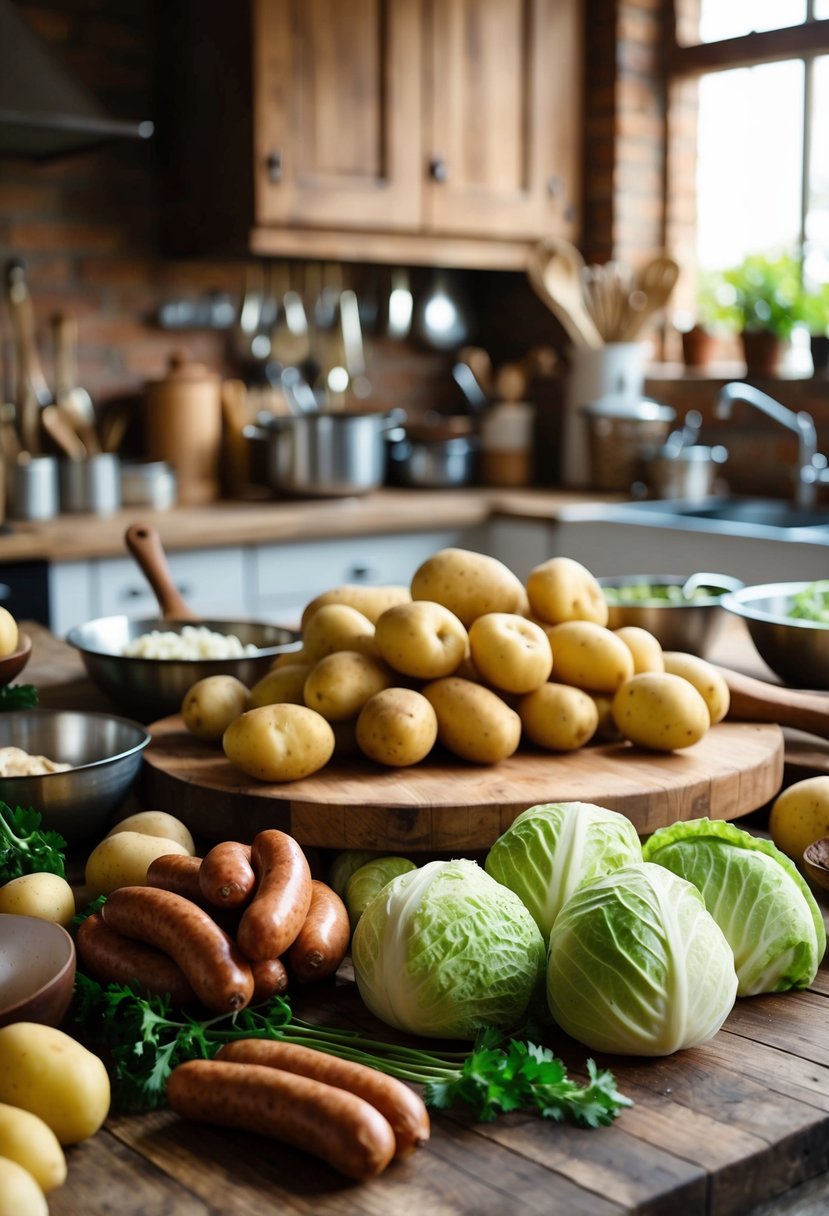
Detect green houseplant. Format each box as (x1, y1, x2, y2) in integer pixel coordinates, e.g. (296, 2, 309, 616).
(703, 252, 806, 375)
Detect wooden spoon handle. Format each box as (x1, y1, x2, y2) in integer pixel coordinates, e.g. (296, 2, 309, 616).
(719, 666, 829, 741)
(124, 522, 200, 621)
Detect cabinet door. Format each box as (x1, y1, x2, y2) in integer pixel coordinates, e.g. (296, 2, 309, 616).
(253, 0, 423, 231)
(424, 0, 581, 240)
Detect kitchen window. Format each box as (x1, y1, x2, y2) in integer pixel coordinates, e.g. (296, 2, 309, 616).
(668, 2, 829, 320)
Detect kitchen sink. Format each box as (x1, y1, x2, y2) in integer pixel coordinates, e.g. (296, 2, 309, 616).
(598, 497, 829, 533)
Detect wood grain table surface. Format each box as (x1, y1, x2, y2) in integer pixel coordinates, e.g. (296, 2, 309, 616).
(14, 621, 829, 1216)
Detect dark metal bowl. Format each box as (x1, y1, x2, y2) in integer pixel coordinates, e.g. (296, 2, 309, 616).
(66, 616, 301, 720)
(0, 709, 151, 840)
(599, 573, 743, 657)
(722, 581, 829, 689)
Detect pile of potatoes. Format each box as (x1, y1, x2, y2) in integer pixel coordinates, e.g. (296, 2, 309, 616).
(179, 549, 731, 783)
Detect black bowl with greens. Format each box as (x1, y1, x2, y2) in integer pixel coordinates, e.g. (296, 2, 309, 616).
(599, 573, 743, 658)
(722, 580, 829, 689)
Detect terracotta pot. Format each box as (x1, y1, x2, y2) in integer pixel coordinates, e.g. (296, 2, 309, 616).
(681, 325, 716, 370)
(740, 330, 786, 377)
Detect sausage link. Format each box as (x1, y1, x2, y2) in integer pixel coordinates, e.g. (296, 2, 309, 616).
(217, 1039, 430, 1158)
(199, 841, 255, 909)
(77, 912, 196, 1006)
(250, 957, 289, 1004)
(286, 880, 350, 984)
(146, 853, 203, 902)
(101, 886, 254, 1013)
(167, 1059, 396, 1181)
(236, 830, 312, 962)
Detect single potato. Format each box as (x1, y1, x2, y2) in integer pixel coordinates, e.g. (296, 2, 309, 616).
(374, 600, 469, 679)
(302, 603, 375, 663)
(181, 675, 251, 742)
(591, 693, 623, 742)
(546, 621, 634, 693)
(0, 608, 18, 658)
(249, 663, 313, 709)
(525, 556, 608, 627)
(0, 873, 75, 927)
(0, 1022, 110, 1145)
(614, 625, 665, 674)
(769, 775, 829, 862)
(518, 683, 599, 751)
(301, 584, 411, 629)
(662, 651, 730, 725)
(223, 703, 335, 782)
(271, 646, 309, 670)
(304, 650, 393, 721)
(0, 1156, 48, 1216)
(410, 547, 526, 627)
(468, 613, 552, 694)
(422, 676, 521, 764)
(612, 672, 710, 751)
(356, 687, 438, 767)
(86, 832, 190, 897)
(0, 1102, 66, 1192)
(107, 810, 196, 855)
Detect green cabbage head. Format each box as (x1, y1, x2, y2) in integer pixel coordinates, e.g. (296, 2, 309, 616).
(547, 862, 737, 1056)
(352, 858, 546, 1040)
(642, 817, 826, 996)
(485, 801, 643, 939)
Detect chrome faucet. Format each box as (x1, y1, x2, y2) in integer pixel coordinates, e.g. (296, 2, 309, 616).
(714, 382, 823, 508)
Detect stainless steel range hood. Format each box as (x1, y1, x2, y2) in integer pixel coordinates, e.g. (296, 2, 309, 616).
(0, 0, 154, 161)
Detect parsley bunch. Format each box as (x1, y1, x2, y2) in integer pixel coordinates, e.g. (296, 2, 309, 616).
(0, 802, 66, 882)
(0, 684, 38, 710)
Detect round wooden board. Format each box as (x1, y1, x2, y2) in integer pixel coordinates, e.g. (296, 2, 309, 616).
(140, 715, 785, 852)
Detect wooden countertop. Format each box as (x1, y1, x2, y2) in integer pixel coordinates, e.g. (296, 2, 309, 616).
(16, 623, 829, 1215)
(1, 488, 614, 563)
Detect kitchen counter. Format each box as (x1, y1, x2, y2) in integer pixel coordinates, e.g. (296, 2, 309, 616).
(17, 622, 829, 1215)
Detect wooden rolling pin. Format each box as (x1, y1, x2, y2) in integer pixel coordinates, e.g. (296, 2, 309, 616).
(719, 667, 829, 741)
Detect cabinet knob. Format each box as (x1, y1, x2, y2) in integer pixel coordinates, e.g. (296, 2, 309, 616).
(429, 155, 448, 183)
(266, 149, 283, 184)
(546, 175, 563, 197)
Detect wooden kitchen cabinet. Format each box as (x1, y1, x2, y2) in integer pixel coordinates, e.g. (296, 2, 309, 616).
(162, 0, 583, 269)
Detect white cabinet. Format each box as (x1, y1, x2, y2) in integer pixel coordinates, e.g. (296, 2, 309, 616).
(92, 548, 249, 621)
(484, 519, 556, 582)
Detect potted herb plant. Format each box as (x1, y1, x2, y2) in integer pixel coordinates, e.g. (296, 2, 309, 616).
(710, 252, 805, 376)
(800, 281, 829, 374)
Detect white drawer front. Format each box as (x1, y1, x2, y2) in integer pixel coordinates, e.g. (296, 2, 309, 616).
(93, 548, 249, 619)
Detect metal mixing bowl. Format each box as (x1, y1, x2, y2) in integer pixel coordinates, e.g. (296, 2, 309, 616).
(599, 573, 743, 657)
(721, 581, 829, 689)
(66, 616, 301, 720)
(0, 709, 151, 840)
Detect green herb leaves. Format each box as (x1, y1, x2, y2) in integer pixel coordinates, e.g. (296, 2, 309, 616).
(0, 802, 66, 882)
(0, 684, 38, 711)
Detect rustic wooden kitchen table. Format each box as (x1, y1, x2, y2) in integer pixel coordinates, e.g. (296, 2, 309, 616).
(18, 622, 829, 1216)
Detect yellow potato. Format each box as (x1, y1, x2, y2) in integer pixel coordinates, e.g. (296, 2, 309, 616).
(518, 683, 599, 751)
(468, 613, 552, 694)
(612, 672, 710, 751)
(302, 603, 375, 663)
(0, 873, 75, 928)
(662, 651, 730, 725)
(301, 584, 411, 629)
(0, 608, 18, 659)
(591, 693, 623, 742)
(85, 832, 190, 897)
(525, 556, 608, 626)
(410, 548, 526, 627)
(422, 677, 521, 764)
(0, 1102, 66, 1192)
(181, 674, 251, 742)
(614, 625, 664, 674)
(769, 775, 829, 862)
(249, 663, 313, 708)
(271, 646, 309, 669)
(0, 1156, 47, 1216)
(546, 621, 634, 693)
(107, 810, 196, 855)
(223, 704, 335, 782)
(303, 650, 393, 721)
(0, 1022, 110, 1145)
(374, 600, 468, 679)
(356, 687, 438, 767)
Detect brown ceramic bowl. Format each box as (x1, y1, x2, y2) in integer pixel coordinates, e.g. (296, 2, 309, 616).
(0, 913, 76, 1029)
(0, 631, 32, 686)
(802, 837, 829, 893)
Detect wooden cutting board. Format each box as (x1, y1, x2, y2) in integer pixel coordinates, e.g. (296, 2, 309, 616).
(141, 716, 783, 851)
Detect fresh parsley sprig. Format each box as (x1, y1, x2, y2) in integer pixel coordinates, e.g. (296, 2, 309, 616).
(0, 802, 66, 882)
(72, 972, 632, 1128)
(0, 683, 38, 710)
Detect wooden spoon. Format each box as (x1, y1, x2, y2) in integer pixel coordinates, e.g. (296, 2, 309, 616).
(621, 254, 680, 340)
(124, 522, 199, 621)
(718, 666, 829, 741)
(526, 238, 603, 350)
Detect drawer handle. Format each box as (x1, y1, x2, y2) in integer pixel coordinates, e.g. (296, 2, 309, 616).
(122, 584, 192, 601)
(429, 155, 448, 183)
(267, 149, 283, 183)
(348, 565, 375, 583)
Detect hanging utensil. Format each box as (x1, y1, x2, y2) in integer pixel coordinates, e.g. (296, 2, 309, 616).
(387, 268, 413, 340)
(339, 287, 370, 399)
(526, 238, 603, 350)
(51, 311, 101, 454)
(4, 258, 52, 454)
(414, 269, 473, 351)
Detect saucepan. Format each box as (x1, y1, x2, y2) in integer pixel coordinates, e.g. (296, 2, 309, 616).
(66, 523, 301, 720)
